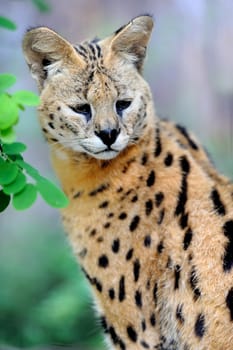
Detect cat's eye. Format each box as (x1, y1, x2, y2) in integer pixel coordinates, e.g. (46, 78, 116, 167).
(116, 100, 132, 117)
(69, 103, 92, 122)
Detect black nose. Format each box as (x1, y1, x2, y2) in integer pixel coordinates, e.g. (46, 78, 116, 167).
(95, 128, 120, 147)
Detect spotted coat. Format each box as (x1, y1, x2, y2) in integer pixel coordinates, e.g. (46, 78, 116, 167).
(23, 15, 233, 350)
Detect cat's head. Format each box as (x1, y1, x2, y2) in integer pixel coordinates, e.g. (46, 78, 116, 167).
(23, 15, 154, 160)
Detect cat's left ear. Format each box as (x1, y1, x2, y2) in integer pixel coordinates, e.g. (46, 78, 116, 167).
(22, 27, 85, 90)
(110, 15, 154, 71)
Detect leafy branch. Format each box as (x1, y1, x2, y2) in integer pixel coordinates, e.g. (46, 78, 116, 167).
(0, 14, 69, 212)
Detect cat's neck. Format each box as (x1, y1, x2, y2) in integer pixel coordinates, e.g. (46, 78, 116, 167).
(50, 123, 156, 198)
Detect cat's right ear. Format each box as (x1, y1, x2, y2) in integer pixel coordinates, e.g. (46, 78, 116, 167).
(109, 15, 154, 72)
(22, 27, 85, 90)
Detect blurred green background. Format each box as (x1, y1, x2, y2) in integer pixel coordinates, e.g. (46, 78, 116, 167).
(0, 0, 232, 349)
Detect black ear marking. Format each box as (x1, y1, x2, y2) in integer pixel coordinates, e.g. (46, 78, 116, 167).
(42, 58, 52, 79)
(42, 58, 52, 67)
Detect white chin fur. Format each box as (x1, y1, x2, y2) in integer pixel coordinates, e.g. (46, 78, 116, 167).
(90, 150, 119, 160)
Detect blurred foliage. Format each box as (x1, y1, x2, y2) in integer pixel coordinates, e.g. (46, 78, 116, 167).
(0, 229, 102, 349)
(32, 0, 52, 13)
(0, 2, 102, 349)
(0, 27, 69, 211)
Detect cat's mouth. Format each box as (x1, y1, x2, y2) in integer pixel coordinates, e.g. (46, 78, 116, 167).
(83, 145, 120, 160)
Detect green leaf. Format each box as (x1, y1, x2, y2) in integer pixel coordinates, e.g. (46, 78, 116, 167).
(32, 0, 51, 12)
(0, 94, 18, 130)
(16, 160, 40, 179)
(36, 176, 69, 208)
(12, 91, 40, 106)
(17, 103, 25, 111)
(0, 74, 16, 93)
(0, 161, 18, 185)
(12, 183, 37, 210)
(0, 127, 16, 143)
(0, 190, 10, 212)
(0, 16, 17, 30)
(2, 142, 27, 155)
(8, 154, 24, 161)
(3, 171, 27, 195)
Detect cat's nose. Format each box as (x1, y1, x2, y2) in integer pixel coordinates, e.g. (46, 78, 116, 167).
(95, 128, 120, 147)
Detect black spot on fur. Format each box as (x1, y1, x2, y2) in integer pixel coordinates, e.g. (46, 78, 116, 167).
(154, 127, 162, 157)
(194, 313, 206, 338)
(190, 267, 201, 300)
(141, 340, 150, 348)
(135, 290, 142, 308)
(223, 220, 233, 272)
(226, 287, 233, 321)
(119, 276, 126, 302)
(73, 191, 82, 199)
(89, 183, 109, 196)
(183, 228, 193, 250)
(180, 155, 190, 173)
(119, 212, 127, 220)
(176, 124, 199, 150)
(78, 248, 87, 259)
(145, 199, 153, 216)
(141, 153, 148, 165)
(141, 319, 146, 331)
(164, 152, 173, 166)
(176, 304, 185, 324)
(99, 201, 109, 208)
(98, 255, 109, 268)
(144, 235, 151, 247)
(131, 195, 138, 203)
(112, 239, 120, 253)
(179, 212, 189, 229)
(133, 259, 140, 282)
(211, 188, 226, 216)
(125, 189, 133, 196)
(166, 256, 172, 269)
(153, 282, 158, 305)
(95, 43, 101, 57)
(109, 326, 126, 349)
(157, 241, 164, 254)
(150, 312, 156, 326)
(100, 315, 108, 333)
(126, 248, 134, 261)
(155, 192, 164, 207)
(92, 277, 103, 292)
(127, 326, 138, 342)
(48, 122, 55, 129)
(117, 187, 123, 193)
(89, 229, 96, 237)
(130, 215, 140, 231)
(157, 208, 165, 225)
(104, 222, 111, 229)
(146, 170, 156, 187)
(174, 265, 181, 290)
(175, 156, 190, 216)
(75, 45, 88, 58)
(109, 288, 115, 300)
(109, 326, 118, 343)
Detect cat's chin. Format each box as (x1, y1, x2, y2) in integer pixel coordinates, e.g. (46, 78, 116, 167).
(90, 149, 120, 160)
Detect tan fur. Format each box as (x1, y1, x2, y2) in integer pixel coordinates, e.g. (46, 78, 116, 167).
(23, 16, 233, 350)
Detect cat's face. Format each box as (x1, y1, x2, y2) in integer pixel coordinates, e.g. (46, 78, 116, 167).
(23, 16, 154, 160)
